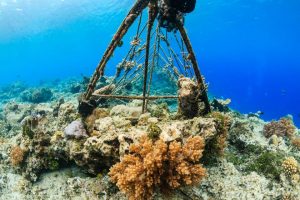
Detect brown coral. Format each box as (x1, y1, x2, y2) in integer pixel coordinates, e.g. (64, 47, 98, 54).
(10, 146, 25, 166)
(84, 108, 109, 133)
(205, 112, 231, 157)
(263, 117, 296, 139)
(291, 137, 300, 149)
(109, 135, 206, 200)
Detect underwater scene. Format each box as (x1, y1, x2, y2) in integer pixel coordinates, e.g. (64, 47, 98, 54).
(0, 0, 300, 199)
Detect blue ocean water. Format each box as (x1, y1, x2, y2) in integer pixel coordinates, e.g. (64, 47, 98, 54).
(0, 0, 299, 125)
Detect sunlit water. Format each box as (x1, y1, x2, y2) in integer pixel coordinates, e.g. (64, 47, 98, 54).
(0, 0, 299, 125)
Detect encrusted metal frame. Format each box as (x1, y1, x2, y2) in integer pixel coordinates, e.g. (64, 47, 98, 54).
(79, 0, 210, 116)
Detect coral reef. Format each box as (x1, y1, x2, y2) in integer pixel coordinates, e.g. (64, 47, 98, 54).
(21, 88, 53, 103)
(1, 78, 300, 200)
(109, 135, 206, 200)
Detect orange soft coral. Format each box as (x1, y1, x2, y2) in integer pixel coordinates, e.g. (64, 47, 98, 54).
(167, 137, 206, 189)
(264, 117, 296, 139)
(109, 136, 206, 200)
(10, 146, 25, 166)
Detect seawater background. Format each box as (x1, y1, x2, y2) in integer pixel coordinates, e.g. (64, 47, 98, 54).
(0, 0, 299, 126)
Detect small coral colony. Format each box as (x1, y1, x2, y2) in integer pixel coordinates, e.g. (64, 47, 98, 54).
(1, 1, 300, 200)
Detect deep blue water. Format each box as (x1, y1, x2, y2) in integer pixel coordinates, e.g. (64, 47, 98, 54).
(0, 0, 299, 126)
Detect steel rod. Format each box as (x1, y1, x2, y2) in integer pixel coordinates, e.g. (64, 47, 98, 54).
(83, 0, 150, 101)
(142, 1, 157, 113)
(92, 94, 178, 100)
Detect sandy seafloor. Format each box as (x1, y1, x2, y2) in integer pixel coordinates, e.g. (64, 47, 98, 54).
(0, 78, 300, 200)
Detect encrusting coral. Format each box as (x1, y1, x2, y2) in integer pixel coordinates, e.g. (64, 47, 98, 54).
(109, 135, 206, 200)
(263, 117, 296, 139)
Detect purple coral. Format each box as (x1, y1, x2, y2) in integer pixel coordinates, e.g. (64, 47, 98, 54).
(64, 120, 88, 139)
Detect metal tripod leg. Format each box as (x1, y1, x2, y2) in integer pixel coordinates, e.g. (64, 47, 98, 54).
(142, 1, 158, 113)
(176, 22, 211, 114)
(79, 0, 150, 116)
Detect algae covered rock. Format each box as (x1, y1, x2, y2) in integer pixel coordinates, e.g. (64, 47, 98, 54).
(69, 83, 81, 94)
(21, 88, 53, 103)
(94, 117, 115, 133)
(211, 98, 231, 112)
(149, 103, 170, 119)
(147, 123, 162, 140)
(160, 123, 182, 142)
(183, 117, 218, 140)
(67, 130, 133, 174)
(57, 102, 78, 127)
(110, 105, 142, 118)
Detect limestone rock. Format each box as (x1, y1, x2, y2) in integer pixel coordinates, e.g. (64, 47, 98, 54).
(160, 123, 182, 142)
(183, 117, 218, 140)
(68, 129, 133, 174)
(138, 113, 151, 125)
(94, 117, 115, 133)
(110, 105, 142, 118)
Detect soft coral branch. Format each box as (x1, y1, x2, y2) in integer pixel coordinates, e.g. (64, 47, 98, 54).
(109, 135, 206, 200)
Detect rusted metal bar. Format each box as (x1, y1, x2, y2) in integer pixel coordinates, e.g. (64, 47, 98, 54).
(147, 25, 159, 102)
(83, 0, 150, 101)
(176, 21, 211, 114)
(92, 94, 178, 100)
(142, 1, 158, 113)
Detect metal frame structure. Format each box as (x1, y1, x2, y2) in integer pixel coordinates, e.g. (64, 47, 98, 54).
(78, 0, 210, 116)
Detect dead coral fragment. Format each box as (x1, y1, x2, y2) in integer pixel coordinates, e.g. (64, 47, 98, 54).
(10, 146, 25, 166)
(109, 136, 206, 200)
(263, 117, 296, 139)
